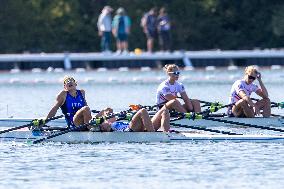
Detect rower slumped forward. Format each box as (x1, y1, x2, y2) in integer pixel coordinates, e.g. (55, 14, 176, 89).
(228, 66, 271, 118)
(156, 64, 201, 113)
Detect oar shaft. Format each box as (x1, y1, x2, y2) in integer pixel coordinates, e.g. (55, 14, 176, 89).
(206, 117, 284, 133)
(170, 122, 240, 135)
(0, 115, 64, 134)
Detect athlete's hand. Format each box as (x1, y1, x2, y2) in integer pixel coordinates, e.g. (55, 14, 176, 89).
(253, 106, 260, 116)
(256, 72, 262, 81)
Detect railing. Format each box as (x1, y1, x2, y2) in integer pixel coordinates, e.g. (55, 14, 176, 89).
(0, 49, 284, 69)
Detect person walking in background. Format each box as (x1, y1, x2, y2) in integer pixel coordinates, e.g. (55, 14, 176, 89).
(141, 7, 158, 53)
(97, 6, 113, 53)
(112, 7, 131, 55)
(157, 7, 171, 51)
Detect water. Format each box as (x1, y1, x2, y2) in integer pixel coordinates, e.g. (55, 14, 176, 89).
(0, 68, 284, 189)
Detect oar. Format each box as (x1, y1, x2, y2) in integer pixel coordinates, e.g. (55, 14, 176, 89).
(32, 111, 133, 144)
(170, 117, 240, 135)
(174, 111, 284, 133)
(0, 115, 64, 135)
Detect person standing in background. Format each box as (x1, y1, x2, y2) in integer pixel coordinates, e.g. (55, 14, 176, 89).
(141, 7, 158, 53)
(97, 6, 113, 53)
(157, 7, 171, 51)
(112, 7, 131, 55)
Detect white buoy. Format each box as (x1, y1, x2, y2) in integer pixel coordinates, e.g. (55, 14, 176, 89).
(271, 65, 281, 70)
(184, 66, 194, 71)
(140, 67, 151, 71)
(31, 68, 42, 73)
(118, 67, 129, 72)
(54, 68, 64, 72)
(205, 66, 216, 71)
(75, 68, 86, 72)
(227, 65, 238, 70)
(46, 67, 54, 72)
(97, 67, 107, 72)
(10, 68, 21, 73)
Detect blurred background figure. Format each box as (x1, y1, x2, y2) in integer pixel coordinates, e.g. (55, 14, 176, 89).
(141, 7, 158, 53)
(97, 6, 113, 53)
(112, 7, 131, 55)
(158, 7, 171, 51)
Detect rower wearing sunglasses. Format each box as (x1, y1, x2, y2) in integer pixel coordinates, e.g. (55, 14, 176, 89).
(45, 76, 93, 130)
(228, 66, 271, 118)
(156, 64, 201, 113)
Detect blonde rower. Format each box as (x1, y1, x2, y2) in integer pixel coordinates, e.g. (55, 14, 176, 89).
(45, 76, 94, 130)
(228, 66, 271, 118)
(97, 106, 171, 132)
(156, 64, 201, 113)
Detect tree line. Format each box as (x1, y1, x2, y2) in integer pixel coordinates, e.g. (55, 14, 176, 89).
(0, 0, 283, 53)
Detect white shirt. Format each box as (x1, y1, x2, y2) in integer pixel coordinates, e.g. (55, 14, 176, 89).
(97, 13, 112, 32)
(229, 79, 260, 104)
(156, 79, 185, 104)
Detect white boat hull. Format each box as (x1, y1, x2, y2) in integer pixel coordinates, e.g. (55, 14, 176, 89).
(0, 117, 284, 128)
(1, 130, 284, 143)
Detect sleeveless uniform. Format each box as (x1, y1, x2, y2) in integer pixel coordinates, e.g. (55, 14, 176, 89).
(110, 121, 132, 132)
(227, 79, 260, 116)
(156, 79, 185, 106)
(60, 90, 86, 128)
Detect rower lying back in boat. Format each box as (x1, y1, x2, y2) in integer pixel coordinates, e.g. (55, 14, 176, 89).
(91, 106, 171, 132)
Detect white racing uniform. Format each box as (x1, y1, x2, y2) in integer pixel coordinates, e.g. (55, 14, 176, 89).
(228, 79, 260, 115)
(156, 79, 185, 105)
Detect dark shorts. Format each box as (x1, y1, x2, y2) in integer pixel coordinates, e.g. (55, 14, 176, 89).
(146, 30, 158, 39)
(117, 33, 128, 42)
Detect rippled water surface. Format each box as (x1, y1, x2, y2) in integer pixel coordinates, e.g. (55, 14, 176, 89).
(0, 68, 284, 189)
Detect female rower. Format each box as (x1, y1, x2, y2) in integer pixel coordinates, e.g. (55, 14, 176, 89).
(156, 64, 201, 113)
(95, 105, 170, 132)
(228, 65, 271, 117)
(45, 76, 93, 129)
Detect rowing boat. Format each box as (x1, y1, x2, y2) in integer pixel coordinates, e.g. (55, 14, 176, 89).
(1, 129, 284, 143)
(1, 117, 284, 128)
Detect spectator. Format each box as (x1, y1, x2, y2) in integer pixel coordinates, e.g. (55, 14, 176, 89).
(157, 7, 171, 51)
(97, 6, 113, 52)
(112, 7, 131, 54)
(141, 7, 158, 53)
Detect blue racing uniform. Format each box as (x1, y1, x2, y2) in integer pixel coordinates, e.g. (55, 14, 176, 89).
(60, 90, 86, 128)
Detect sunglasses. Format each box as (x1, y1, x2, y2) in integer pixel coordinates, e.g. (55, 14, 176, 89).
(64, 78, 76, 84)
(248, 75, 256, 80)
(169, 71, 180, 75)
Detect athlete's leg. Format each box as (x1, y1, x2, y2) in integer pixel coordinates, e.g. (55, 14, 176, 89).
(151, 106, 170, 132)
(255, 98, 271, 117)
(166, 99, 187, 113)
(129, 108, 155, 132)
(183, 99, 201, 113)
(73, 106, 92, 126)
(232, 99, 254, 118)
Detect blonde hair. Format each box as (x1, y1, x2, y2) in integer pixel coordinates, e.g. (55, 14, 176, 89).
(245, 66, 258, 75)
(63, 75, 76, 84)
(164, 64, 179, 73)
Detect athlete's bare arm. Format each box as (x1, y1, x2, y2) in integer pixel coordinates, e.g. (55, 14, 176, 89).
(238, 90, 254, 107)
(46, 91, 66, 119)
(80, 90, 88, 106)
